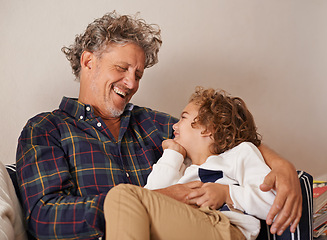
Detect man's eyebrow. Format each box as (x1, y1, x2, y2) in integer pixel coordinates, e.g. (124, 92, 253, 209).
(117, 61, 144, 75)
(181, 111, 189, 116)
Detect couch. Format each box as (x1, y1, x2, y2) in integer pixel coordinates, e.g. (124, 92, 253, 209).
(4, 163, 313, 240)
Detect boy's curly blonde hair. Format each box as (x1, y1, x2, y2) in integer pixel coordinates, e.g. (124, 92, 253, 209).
(190, 87, 261, 154)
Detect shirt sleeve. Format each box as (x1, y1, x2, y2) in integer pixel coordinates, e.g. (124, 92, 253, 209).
(228, 142, 276, 220)
(144, 149, 185, 190)
(16, 122, 105, 239)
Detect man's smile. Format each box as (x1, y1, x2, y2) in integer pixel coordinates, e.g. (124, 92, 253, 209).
(113, 85, 128, 98)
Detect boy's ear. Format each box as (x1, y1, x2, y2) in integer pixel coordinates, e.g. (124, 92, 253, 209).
(201, 130, 213, 138)
(80, 51, 95, 70)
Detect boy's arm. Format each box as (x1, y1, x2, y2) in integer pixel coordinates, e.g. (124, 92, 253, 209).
(175, 142, 276, 219)
(145, 138, 187, 190)
(144, 149, 185, 190)
(258, 144, 302, 235)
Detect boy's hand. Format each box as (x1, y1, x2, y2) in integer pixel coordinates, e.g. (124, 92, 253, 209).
(186, 183, 232, 210)
(162, 139, 187, 158)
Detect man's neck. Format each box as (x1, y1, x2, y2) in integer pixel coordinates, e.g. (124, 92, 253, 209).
(78, 98, 124, 140)
(103, 117, 121, 141)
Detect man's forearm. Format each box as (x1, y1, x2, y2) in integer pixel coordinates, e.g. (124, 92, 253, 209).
(153, 181, 204, 203)
(258, 144, 295, 170)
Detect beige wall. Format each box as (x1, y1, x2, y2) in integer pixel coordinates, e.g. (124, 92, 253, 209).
(1, 0, 326, 180)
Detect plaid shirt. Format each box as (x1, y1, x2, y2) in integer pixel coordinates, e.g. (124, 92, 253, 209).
(16, 97, 177, 240)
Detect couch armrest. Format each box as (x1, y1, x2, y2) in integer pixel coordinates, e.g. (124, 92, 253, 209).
(256, 171, 313, 240)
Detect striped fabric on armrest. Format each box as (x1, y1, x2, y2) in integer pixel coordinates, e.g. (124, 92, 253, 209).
(256, 171, 313, 240)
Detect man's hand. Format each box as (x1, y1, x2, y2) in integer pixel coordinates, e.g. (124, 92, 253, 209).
(162, 139, 186, 158)
(260, 161, 302, 235)
(154, 181, 203, 203)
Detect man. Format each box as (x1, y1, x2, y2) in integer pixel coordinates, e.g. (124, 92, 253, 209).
(16, 11, 302, 239)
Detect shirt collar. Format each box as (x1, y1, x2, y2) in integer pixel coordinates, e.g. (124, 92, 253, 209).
(59, 97, 134, 120)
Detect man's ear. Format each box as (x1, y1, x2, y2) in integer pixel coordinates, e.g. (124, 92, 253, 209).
(80, 51, 95, 70)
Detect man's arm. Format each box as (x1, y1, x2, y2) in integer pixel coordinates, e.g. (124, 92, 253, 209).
(258, 144, 302, 235)
(16, 122, 105, 239)
(154, 181, 203, 203)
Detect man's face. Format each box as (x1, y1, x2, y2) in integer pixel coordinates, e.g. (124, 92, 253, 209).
(79, 43, 146, 118)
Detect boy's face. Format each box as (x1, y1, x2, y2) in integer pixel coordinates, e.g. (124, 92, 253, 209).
(173, 102, 207, 155)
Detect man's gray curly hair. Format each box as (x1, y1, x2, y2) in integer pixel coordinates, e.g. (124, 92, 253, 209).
(62, 11, 162, 80)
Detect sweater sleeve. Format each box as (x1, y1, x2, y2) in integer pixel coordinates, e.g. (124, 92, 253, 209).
(228, 142, 276, 220)
(144, 149, 185, 190)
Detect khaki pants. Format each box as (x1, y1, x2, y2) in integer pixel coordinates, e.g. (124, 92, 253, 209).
(104, 184, 245, 240)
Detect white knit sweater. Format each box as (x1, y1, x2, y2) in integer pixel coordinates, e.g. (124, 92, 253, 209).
(145, 142, 276, 240)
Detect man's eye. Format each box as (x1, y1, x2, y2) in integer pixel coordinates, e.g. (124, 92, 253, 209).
(116, 65, 127, 71)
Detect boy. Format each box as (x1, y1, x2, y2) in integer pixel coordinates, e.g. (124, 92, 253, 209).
(104, 87, 275, 240)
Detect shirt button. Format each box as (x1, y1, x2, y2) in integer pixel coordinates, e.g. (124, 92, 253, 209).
(86, 106, 91, 112)
(79, 116, 84, 120)
(97, 122, 102, 127)
(126, 172, 130, 178)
